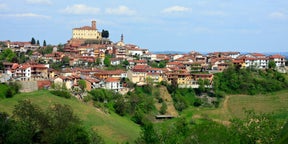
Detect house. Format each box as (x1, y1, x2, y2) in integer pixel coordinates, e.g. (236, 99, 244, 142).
(85, 77, 102, 91)
(110, 58, 122, 66)
(94, 70, 127, 79)
(269, 54, 286, 67)
(104, 77, 122, 92)
(127, 65, 150, 84)
(146, 68, 164, 83)
(53, 75, 79, 90)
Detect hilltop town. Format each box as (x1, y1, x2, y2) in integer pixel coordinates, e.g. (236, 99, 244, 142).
(0, 20, 287, 94)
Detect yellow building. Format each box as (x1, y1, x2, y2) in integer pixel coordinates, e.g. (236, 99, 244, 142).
(72, 20, 102, 40)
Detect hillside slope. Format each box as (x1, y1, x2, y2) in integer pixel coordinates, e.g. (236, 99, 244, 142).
(155, 86, 178, 117)
(0, 90, 141, 144)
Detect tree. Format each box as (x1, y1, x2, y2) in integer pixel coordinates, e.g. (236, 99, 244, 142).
(62, 56, 70, 65)
(101, 30, 109, 38)
(230, 110, 281, 144)
(268, 60, 276, 69)
(104, 55, 111, 67)
(36, 40, 40, 46)
(43, 40, 47, 47)
(31, 37, 36, 45)
(4, 100, 104, 144)
(78, 80, 86, 92)
(0, 48, 16, 62)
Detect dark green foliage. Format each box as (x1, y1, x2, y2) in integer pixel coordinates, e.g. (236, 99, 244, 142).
(31, 37, 36, 45)
(0, 112, 11, 144)
(36, 40, 40, 45)
(136, 122, 159, 144)
(1, 100, 104, 144)
(43, 40, 47, 47)
(38, 45, 53, 55)
(268, 60, 277, 69)
(78, 79, 86, 92)
(50, 90, 72, 98)
(104, 55, 111, 67)
(0, 82, 21, 99)
(277, 121, 288, 144)
(101, 30, 109, 38)
(0, 48, 16, 62)
(230, 110, 282, 144)
(186, 121, 239, 144)
(213, 66, 288, 95)
(149, 60, 167, 68)
(168, 88, 196, 112)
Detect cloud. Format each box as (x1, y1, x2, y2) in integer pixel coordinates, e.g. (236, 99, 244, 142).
(26, 0, 52, 5)
(162, 6, 191, 13)
(269, 11, 287, 20)
(105, 5, 136, 16)
(0, 13, 50, 18)
(61, 4, 100, 15)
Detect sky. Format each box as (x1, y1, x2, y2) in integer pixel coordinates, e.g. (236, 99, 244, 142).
(0, 0, 288, 53)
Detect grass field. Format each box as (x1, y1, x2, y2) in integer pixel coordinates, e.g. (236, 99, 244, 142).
(0, 90, 141, 144)
(185, 90, 288, 124)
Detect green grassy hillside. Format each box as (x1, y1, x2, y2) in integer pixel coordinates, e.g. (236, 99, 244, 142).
(0, 90, 141, 144)
(186, 90, 288, 124)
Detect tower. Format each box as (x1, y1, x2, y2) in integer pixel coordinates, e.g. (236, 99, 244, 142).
(121, 34, 124, 42)
(91, 20, 96, 30)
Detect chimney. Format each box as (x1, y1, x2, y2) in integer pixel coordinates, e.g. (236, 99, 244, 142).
(92, 20, 96, 30)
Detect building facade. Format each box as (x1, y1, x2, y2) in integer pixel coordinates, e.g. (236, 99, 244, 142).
(72, 21, 102, 40)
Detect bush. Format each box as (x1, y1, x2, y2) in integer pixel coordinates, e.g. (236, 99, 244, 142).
(50, 90, 72, 98)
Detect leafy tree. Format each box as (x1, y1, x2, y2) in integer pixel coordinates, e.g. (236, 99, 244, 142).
(3, 100, 104, 144)
(278, 121, 288, 144)
(78, 79, 86, 92)
(136, 122, 159, 144)
(268, 60, 276, 69)
(62, 56, 70, 65)
(101, 30, 109, 38)
(0, 112, 11, 143)
(31, 37, 36, 45)
(43, 40, 47, 47)
(230, 110, 281, 144)
(104, 55, 111, 67)
(0, 48, 16, 62)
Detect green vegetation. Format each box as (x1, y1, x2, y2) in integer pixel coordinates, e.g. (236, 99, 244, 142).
(0, 82, 21, 99)
(0, 100, 104, 144)
(213, 66, 288, 95)
(101, 30, 109, 38)
(0, 48, 17, 62)
(0, 90, 141, 143)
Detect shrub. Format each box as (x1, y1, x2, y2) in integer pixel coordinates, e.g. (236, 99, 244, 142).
(50, 90, 72, 98)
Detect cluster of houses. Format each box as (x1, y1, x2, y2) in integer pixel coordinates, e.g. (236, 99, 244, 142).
(0, 21, 287, 93)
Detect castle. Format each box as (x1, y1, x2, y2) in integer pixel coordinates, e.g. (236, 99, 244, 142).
(72, 20, 102, 40)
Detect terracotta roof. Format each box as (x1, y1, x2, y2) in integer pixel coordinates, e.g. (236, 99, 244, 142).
(270, 54, 285, 59)
(105, 77, 120, 82)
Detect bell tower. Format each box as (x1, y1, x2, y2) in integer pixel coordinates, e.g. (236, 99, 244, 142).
(91, 20, 96, 30)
